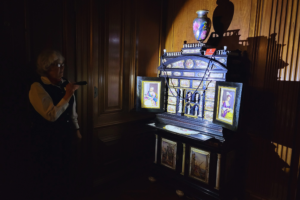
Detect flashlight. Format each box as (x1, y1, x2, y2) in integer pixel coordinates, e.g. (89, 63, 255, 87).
(74, 81, 87, 85)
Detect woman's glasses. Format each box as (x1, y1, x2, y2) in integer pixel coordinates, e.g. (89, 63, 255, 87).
(51, 63, 65, 68)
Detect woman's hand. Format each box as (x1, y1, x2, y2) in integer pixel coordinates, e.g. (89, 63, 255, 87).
(72, 130, 82, 145)
(76, 129, 82, 139)
(63, 82, 80, 100)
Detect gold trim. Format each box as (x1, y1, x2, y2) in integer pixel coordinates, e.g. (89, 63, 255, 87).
(161, 138, 177, 170)
(189, 147, 210, 184)
(216, 86, 237, 125)
(184, 102, 196, 107)
(141, 81, 161, 109)
(184, 114, 198, 118)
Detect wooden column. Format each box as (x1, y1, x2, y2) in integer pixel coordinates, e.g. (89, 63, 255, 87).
(215, 153, 221, 190)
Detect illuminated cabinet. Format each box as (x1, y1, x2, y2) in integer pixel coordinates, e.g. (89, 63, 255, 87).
(147, 43, 243, 200)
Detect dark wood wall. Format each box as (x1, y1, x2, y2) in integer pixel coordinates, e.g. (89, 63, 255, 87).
(74, 0, 162, 189)
(1, 0, 78, 198)
(1, 0, 162, 198)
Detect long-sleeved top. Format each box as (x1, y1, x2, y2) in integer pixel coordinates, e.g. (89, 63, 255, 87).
(29, 76, 79, 129)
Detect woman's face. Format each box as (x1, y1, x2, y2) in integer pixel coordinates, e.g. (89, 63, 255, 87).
(226, 96, 231, 101)
(150, 87, 154, 92)
(47, 61, 64, 82)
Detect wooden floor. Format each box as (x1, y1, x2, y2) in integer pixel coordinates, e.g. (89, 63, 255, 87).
(83, 173, 196, 200)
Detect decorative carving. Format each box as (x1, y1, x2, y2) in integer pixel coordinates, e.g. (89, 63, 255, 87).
(185, 59, 194, 68)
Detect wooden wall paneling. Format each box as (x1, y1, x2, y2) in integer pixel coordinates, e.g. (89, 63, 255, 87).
(186, 0, 215, 45)
(173, 0, 188, 51)
(122, 0, 134, 112)
(245, 0, 300, 199)
(289, 87, 300, 200)
(164, 0, 252, 52)
(157, 0, 164, 67)
(136, 0, 162, 77)
(62, 0, 76, 81)
(125, 0, 137, 110)
(75, 0, 95, 194)
(2, 0, 79, 197)
(90, 0, 100, 194)
(164, 0, 174, 52)
(1, 0, 31, 198)
(280, 0, 293, 81)
(264, 0, 278, 89)
(291, 1, 300, 82)
(24, 0, 31, 63)
(93, 0, 104, 121)
(104, 0, 123, 112)
(28, 0, 64, 61)
(94, 0, 128, 126)
(296, 37, 300, 81)
(91, 0, 163, 187)
(93, 0, 161, 128)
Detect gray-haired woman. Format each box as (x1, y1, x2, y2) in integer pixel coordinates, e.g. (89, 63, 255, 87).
(29, 49, 81, 199)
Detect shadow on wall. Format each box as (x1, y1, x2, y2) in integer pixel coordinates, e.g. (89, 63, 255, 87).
(212, 29, 293, 200)
(213, 0, 234, 36)
(205, 2, 299, 199)
(208, 0, 234, 48)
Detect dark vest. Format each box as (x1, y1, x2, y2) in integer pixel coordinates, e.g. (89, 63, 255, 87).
(30, 78, 74, 140)
(30, 78, 74, 193)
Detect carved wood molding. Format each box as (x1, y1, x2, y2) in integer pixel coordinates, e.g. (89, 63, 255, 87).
(93, 0, 140, 125)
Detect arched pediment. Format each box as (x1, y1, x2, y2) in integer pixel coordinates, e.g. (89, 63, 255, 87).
(159, 56, 227, 71)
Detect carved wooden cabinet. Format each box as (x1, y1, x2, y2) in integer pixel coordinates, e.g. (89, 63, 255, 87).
(148, 43, 242, 200)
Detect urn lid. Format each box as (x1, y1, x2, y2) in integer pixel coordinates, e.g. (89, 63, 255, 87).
(196, 10, 209, 17)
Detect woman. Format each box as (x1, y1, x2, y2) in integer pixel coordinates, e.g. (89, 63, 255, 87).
(29, 49, 81, 199)
(221, 92, 233, 120)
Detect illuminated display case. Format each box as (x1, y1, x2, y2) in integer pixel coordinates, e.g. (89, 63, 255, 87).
(147, 43, 243, 200)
